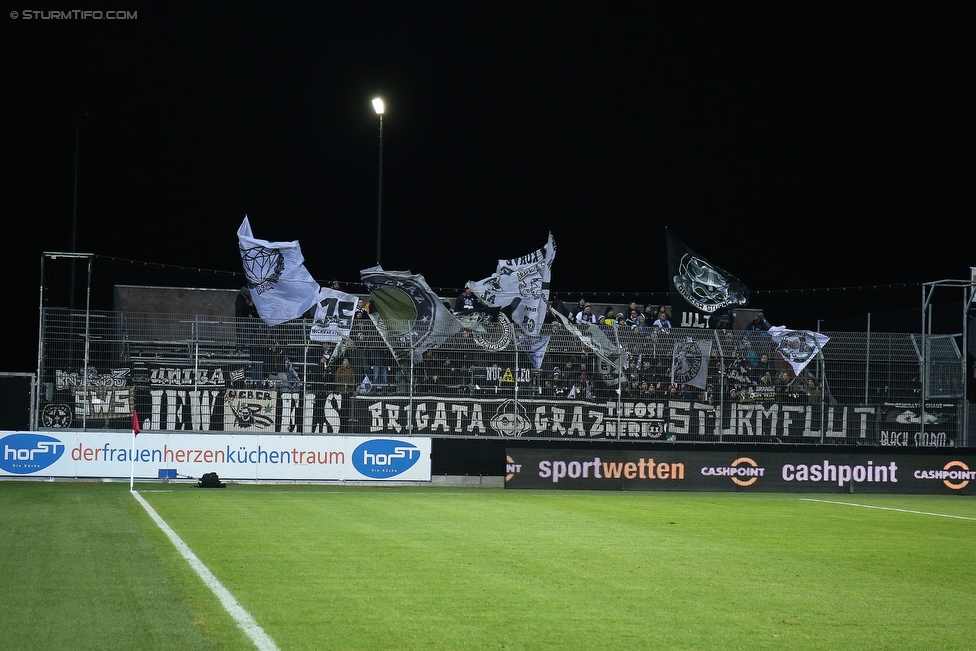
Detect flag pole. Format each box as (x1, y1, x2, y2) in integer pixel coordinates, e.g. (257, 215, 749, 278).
(129, 431, 135, 491)
(129, 409, 140, 491)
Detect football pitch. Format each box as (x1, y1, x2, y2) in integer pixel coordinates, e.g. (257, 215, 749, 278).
(1, 482, 973, 651)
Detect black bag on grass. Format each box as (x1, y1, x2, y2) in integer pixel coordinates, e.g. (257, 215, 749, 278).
(198, 472, 226, 488)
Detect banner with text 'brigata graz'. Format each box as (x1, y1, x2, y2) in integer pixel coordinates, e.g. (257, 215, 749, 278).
(504, 448, 976, 494)
(0, 432, 431, 482)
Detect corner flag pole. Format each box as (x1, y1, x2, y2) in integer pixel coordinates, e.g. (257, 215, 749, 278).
(129, 410, 140, 491)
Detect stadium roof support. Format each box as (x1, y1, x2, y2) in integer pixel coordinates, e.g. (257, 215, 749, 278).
(921, 277, 976, 443)
(39, 252, 94, 429)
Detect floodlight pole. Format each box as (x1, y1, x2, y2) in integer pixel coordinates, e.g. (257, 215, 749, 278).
(69, 109, 89, 310)
(70, 119, 80, 310)
(372, 97, 385, 266)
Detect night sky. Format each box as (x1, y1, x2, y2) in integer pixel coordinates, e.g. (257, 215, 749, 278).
(9, 5, 971, 373)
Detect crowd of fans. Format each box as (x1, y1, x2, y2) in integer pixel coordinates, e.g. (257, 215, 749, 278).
(243, 290, 824, 407)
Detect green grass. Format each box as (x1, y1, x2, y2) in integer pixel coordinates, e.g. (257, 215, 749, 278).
(0, 481, 250, 651)
(2, 483, 974, 650)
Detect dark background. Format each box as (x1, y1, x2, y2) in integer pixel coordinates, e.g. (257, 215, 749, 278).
(8, 4, 972, 374)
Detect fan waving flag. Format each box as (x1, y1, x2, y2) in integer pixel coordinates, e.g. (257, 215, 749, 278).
(310, 287, 359, 343)
(767, 326, 830, 376)
(237, 216, 321, 326)
(467, 233, 555, 337)
(361, 266, 461, 365)
(454, 305, 515, 353)
(517, 332, 551, 370)
(356, 374, 373, 395)
(670, 337, 713, 390)
(667, 230, 748, 328)
(548, 300, 626, 387)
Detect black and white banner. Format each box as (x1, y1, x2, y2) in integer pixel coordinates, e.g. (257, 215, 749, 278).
(670, 337, 713, 389)
(352, 396, 905, 445)
(361, 266, 461, 365)
(467, 232, 555, 337)
(549, 302, 626, 386)
(767, 326, 829, 376)
(667, 231, 749, 328)
(59, 382, 960, 448)
(310, 287, 359, 343)
(454, 306, 515, 352)
(518, 332, 551, 370)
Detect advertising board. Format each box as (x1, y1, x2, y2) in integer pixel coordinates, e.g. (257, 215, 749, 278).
(0, 431, 431, 482)
(505, 448, 976, 494)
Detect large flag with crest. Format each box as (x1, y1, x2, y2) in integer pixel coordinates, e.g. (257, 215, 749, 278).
(361, 266, 461, 365)
(237, 216, 321, 326)
(466, 233, 555, 337)
(454, 305, 515, 353)
(452, 305, 549, 370)
(667, 230, 748, 329)
(767, 326, 830, 376)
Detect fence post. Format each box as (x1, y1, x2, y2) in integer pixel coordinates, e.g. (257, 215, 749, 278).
(614, 326, 623, 442)
(713, 329, 723, 443)
(514, 324, 520, 436)
(864, 314, 870, 405)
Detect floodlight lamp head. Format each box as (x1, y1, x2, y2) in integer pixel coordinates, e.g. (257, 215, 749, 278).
(372, 98, 385, 115)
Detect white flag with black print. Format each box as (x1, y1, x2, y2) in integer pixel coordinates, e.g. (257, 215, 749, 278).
(237, 216, 321, 326)
(767, 326, 830, 376)
(356, 374, 373, 395)
(670, 337, 712, 390)
(310, 287, 359, 343)
(517, 332, 551, 370)
(466, 233, 556, 337)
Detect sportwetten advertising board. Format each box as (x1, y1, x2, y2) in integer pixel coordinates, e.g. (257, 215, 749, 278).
(505, 448, 976, 494)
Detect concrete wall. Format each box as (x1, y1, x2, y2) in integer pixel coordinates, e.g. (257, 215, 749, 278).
(114, 285, 239, 317)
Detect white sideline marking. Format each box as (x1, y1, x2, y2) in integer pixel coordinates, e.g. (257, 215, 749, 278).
(131, 490, 280, 651)
(801, 498, 976, 521)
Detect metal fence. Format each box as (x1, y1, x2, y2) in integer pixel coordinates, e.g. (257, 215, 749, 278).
(35, 307, 969, 446)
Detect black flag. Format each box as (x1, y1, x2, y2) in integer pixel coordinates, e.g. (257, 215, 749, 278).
(667, 231, 749, 329)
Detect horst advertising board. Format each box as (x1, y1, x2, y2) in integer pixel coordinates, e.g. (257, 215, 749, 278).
(0, 431, 431, 482)
(505, 448, 976, 494)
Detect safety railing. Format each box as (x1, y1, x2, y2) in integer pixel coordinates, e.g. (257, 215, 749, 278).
(35, 308, 968, 446)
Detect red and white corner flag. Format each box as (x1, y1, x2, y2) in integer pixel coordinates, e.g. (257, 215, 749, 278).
(132, 410, 141, 436)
